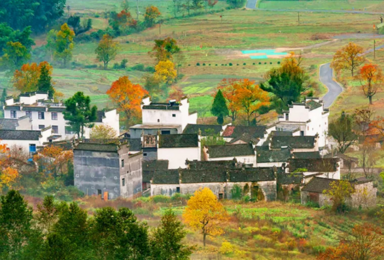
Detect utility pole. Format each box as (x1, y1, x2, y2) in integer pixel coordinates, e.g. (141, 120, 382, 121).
(136, 0, 139, 20)
(374, 40, 376, 60)
(298, 12, 300, 25)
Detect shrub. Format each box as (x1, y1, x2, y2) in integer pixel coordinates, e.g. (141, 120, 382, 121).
(242, 195, 250, 203)
(196, 62, 200, 66)
(220, 241, 235, 255)
(312, 245, 326, 254)
(305, 201, 320, 208)
(243, 63, 246, 65)
(120, 59, 128, 69)
(133, 208, 150, 215)
(259, 62, 261, 64)
(151, 195, 170, 203)
(253, 63, 255, 65)
(278, 61, 281, 64)
(144, 66, 155, 72)
(203, 63, 206, 66)
(131, 63, 145, 71)
(215, 64, 218, 66)
(231, 185, 242, 200)
(229, 63, 232, 66)
(133, 197, 151, 203)
(84, 64, 98, 69)
(113, 63, 120, 69)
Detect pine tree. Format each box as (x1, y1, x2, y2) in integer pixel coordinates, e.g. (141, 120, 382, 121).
(211, 90, 229, 125)
(37, 64, 55, 99)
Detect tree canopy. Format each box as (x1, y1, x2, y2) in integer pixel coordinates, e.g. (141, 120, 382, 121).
(211, 90, 229, 125)
(328, 112, 357, 154)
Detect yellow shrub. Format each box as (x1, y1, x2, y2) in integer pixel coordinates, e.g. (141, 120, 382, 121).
(220, 241, 235, 255)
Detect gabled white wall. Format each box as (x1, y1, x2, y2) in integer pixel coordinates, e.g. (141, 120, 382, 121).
(157, 147, 200, 169)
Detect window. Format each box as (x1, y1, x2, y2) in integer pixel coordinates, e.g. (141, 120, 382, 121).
(10, 110, 16, 119)
(285, 113, 289, 121)
(161, 130, 171, 135)
(25, 111, 31, 118)
(172, 114, 176, 117)
(176, 187, 180, 193)
(51, 112, 58, 120)
(157, 119, 160, 122)
(300, 131, 304, 136)
(38, 125, 45, 130)
(29, 144, 36, 153)
(122, 178, 125, 187)
(38, 112, 45, 119)
(97, 189, 102, 196)
(52, 125, 58, 134)
(143, 153, 147, 156)
(121, 159, 124, 168)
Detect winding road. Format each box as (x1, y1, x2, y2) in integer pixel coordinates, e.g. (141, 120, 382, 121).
(319, 64, 343, 108)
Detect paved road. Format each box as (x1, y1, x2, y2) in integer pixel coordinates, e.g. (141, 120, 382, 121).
(319, 63, 343, 108)
(246, 0, 257, 9)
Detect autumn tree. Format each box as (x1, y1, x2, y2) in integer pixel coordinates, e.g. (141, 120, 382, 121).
(318, 223, 384, 260)
(150, 37, 180, 62)
(55, 23, 75, 67)
(63, 92, 97, 139)
(95, 34, 119, 70)
(168, 85, 185, 102)
(155, 60, 177, 84)
(144, 6, 161, 27)
(211, 90, 229, 125)
(1, 41, 30, 70)
(183, 187, 229, 246)
(34, 145, 73, 178)
(107, 76, 148, 127)
(331, 42, 365, 77)
(13, 63, 40, 93)
(151, 209, 194, 259)
(328, 112, 357, 153)
(260, 52, 305, 113)
(90, 125, 118, 141)
(218, 78, 240, 122)
(359, 63, 383, 104)
(324, 180, 354, 213)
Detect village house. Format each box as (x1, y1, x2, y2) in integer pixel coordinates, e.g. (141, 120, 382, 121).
(3, 92, 119, 140)
(301, 177, 377, 208)
(183, 124, 224, 137)
(270, 134, 319, 152)
(221, 125, 267, 143)
(255, 146, 291, 167)
(277, 98, 329, 149)
(287, 157, 341, 180)
(150, 160, 279, 201)
(0, 116, 32, 130)
(204, 143, 256, 166)
(324, 152, 358, 171)
(74, 142, 142, 199)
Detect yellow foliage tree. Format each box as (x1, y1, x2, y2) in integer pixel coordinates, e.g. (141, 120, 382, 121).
(183, 187, 229, 246)
(155, 60, 177, 84)
(331, 42, 365, 77)
(90, 125, 118, 141)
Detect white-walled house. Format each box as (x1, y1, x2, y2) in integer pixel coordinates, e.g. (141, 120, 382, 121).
(4, 92, 119, 140)
(204, 143, 256, 166)
(130, 97, 197, 140)
(0, 116, 32, 130)
(157, 134, 201, 169)
(0, 127, 52, 155)
(277, 98, 329, 148)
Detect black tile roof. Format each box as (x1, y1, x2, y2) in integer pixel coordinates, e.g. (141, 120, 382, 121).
(228, 168, 277, 182)
(43, 141, 74, 151)
(229, 133, 259, 144)
(207, 143, 254, 158)
(271, 136, 316, 149)
(183, 124, 222, 136)
(0, 130, 41, 140)
(152, 169, 180, 184)
(180, 169, 227, 183)
(143, 160, 169, 182)
(306, 100, 322, 111)
(143, 102, 180, 111)
(129, 138, 142, 152)
(301, 177, 338, 193)
(277, 172, 303, 185)
(186, 160, 238, 170)
(159, 134, 198, 148)
(96, 111, 105, 122)
(74, 143, 119, 152)
(48, 107, 66, 112)
(256, 147, 291, 163)
(271, 131, 293, 136)
(0, 119, 19, 130)
(22, 106, 46, 112)
(223, 125, 267, 139)
(292, 152, 321, 159)
(288, 158, 339, 172)
(4, 105, 21, 111)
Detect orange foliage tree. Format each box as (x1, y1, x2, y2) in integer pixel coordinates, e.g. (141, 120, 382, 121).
(144, 6, 161, 27)
(0, 144, 19, 193)
(34, 146, 73, 178)
(317, 223, 384, 260)
(183, 187, 229, 247)
(359, 64, 383, 104)
(331, 42, 365, 77)
(218, 78, 270, 125)
(107, 76, 149, 126)
(13, 62, 53, 94)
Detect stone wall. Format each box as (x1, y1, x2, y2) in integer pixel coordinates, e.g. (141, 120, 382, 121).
(120, 151, 143, 199)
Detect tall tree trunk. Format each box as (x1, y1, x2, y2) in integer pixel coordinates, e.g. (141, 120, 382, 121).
(369, 95, 373, 105)
(203, 233, 206, 247)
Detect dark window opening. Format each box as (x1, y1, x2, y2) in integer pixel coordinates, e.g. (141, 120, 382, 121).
(122, 178, 125, 187)
(38, 125, 45, 130)
(52, 125, 58, 134)
(161, 130, 171, 135)
(143, 153, 147, 156)
(172, 114, 176, 117)
(97, 189, 102, 196)
(10, 110, 17, 119)
(285, 113, 289, 121)
(121, 159, 124, 168)
(51, 112, 58, 120)
(176, 187, 180, 193)
(219, 193, 224, 199)
(300, 131, 304, 136)
(157, 119, 160, 122)
(38, 112, 45, 120)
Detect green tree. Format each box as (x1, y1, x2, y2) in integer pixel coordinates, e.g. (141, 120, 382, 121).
(45, 29, 58, 62)
(95, 34, 119, 70)
(211, 90, 229, 125)
(0, 88, 7, 106)
(37, 64, 55, 99)
(39, 233, 76, 260)
(328, 112, 357, 154)
(226, 0, 247, 8)
(150, 209, 194, 259)
(63, 92, 97, 139)
(55, 24, 75, 67)
(2, 41, 30, 70)
(90, 207, 150, 260)
(0, 190, 34, 259)
(0, 24, 34, 56)
(35, 196, 59, 236)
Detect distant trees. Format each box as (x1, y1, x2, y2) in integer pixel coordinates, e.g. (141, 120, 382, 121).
(183, 187, 229, 246)
(328, 112, 357, 154)
(150, 37, 181, 62)
(331, 42, 365, 77)
(226, 0, 247, 8)
(324, 180, 354, 213)
(63, 92, 97, 139)
(2, 42, 31, 71)
(0, 0, 65, 32)
(260, 53, 306, 113)
(67, 16, 92, 36)
(144, 6, 161, 28)
(95, 34, 119, 70)
(107, 76, 148, 127)
(54, 24, 75, 68)
(318, 223, 384, 260)
(0, 24, 34, 56)
(211, 90, 229, 125)
(359, 63, 383, 105)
